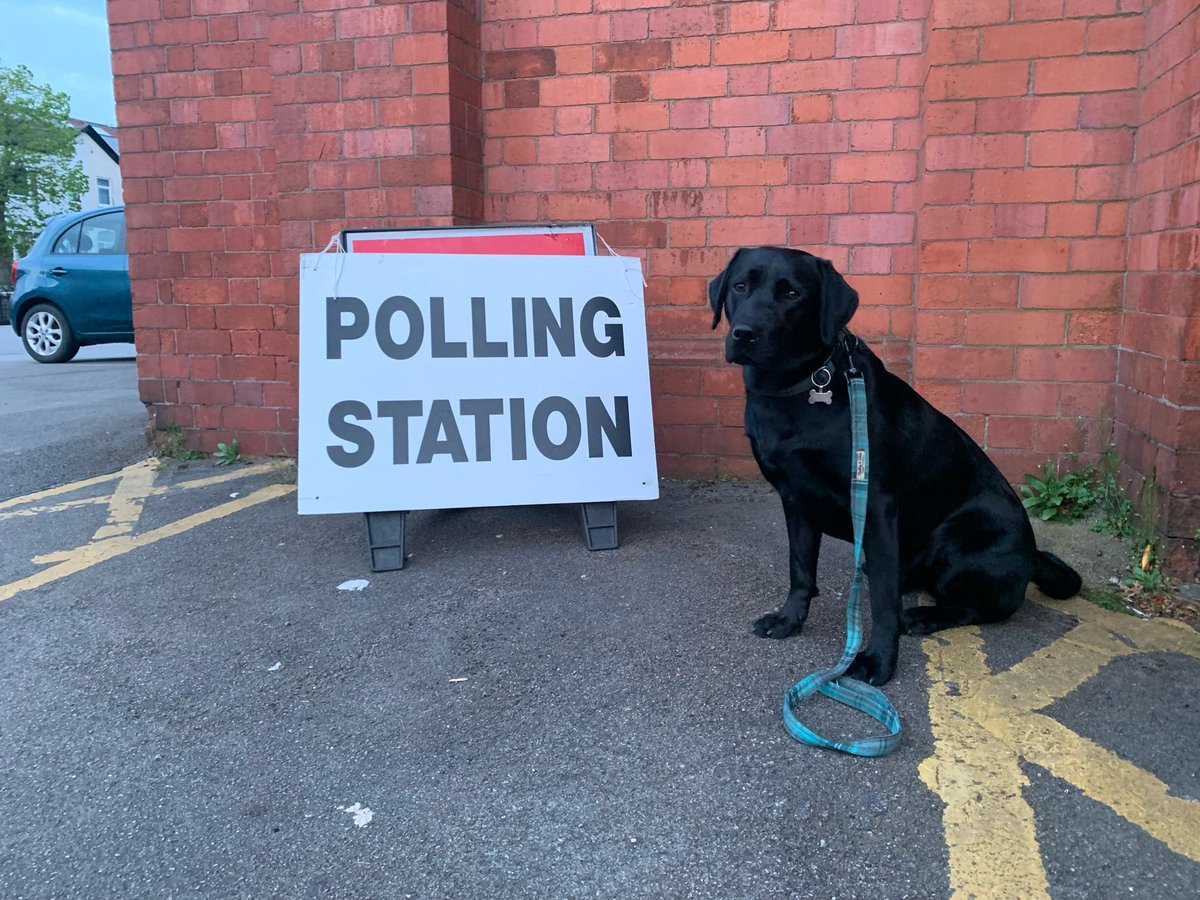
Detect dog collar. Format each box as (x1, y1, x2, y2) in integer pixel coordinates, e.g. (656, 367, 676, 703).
(744, 356, 835, 400)
(745, 332, 858, 401)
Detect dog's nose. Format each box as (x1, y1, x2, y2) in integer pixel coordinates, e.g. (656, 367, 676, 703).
(732, 325, 757, 343)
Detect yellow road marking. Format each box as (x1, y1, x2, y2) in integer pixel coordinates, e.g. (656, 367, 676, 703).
(91, 458, 157, 541)
(169, 461, 289, 489)
(4, 458, 293, 563)
(0, 470, 122, 512)
(918, 628, 1051, 899)
(0, 483, 295, 604)
(921, 596, 1200, 897)
(975, 620, 1134, 711)
(0, 461, 291, 526)
(0, 496, 109, 522)
(1005, 711, 1200, 861)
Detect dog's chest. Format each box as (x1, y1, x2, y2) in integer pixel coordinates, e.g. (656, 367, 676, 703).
(745, 399, 850, 495)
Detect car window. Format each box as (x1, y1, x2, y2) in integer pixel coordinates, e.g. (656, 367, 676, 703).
(112, 212, 127, 254)
(52, 223, 82, 254)
(49, 213, 124, 255)
(79, 213, 124, 255)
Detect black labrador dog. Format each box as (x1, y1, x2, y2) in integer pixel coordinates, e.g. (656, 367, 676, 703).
(709, 247, 1081, 686)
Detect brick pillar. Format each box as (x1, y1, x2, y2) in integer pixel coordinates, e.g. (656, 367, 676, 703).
(266, 0, 484, 446)
(913, 0, 1136, 480)
(447, 0, 485, 223)
(110, 0, 285, 455)
(268, 0, 481, 240)
(111, 0, 484, 456)
(1121, 0, 1200, 578)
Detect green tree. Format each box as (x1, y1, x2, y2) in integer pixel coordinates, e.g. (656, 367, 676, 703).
(0, 63, 88, 278)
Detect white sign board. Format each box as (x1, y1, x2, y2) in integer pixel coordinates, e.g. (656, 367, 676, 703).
(298, 252, 659, 515)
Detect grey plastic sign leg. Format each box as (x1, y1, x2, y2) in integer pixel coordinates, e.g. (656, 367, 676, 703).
(365, 511, 407, 572)
(580, 502, 618, 551)
(364, 505, 616, 568)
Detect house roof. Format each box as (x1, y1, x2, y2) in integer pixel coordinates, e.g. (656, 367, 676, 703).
(69, 119, 119, 164)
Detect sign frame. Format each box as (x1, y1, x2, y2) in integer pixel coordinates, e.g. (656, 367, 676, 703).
(302, 224, 654, 570)
(340, 223, 598, 257)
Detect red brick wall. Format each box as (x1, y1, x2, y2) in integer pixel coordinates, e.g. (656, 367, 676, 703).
(481, 1, 931, 480)
(108, 0, 1198, 571)
(912, 0, 1138, 480)
(1120, 0, 1199, 578)
(474, 0, 1156, 484)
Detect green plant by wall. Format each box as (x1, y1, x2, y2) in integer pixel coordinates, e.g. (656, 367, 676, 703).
(1080, 586, 1137, 617)
(153, 424, 203, 461)
(213, 439, 242, 466)
(1128, 559, 1166, 593)
(1022, 446, 1172, 600)
(1089, 444, 1135, 539)
(1019, 462, 1099, 522)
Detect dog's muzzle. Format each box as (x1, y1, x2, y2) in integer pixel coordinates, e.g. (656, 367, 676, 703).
(726, 325, 759, 364)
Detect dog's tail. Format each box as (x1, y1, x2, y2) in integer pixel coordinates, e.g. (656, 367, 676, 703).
(1033, 550, 1082, 599)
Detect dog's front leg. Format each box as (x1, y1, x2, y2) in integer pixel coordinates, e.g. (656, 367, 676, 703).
(753, 498, 820, 639)
(846, 498, 901, 686)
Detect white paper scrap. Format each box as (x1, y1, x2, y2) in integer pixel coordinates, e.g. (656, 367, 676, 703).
(338, 803, 374, 828)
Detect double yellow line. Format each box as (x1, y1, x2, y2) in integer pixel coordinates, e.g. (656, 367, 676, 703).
(921, 596, 1200, 897)
(0, 459, 295, 604)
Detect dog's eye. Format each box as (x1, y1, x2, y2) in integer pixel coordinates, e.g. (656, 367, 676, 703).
(784, 288, 800, 300)
(733, 282, 747, 293)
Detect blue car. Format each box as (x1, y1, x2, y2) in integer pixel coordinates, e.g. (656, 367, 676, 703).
(9, 206, 131, 363)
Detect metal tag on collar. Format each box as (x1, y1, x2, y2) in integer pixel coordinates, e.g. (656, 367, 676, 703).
(808, 366, 833, 405)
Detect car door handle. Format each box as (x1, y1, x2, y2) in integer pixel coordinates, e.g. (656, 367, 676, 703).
(49, 267, 68, 276)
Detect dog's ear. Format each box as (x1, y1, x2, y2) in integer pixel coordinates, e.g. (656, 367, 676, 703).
(709, 249, 743, 329)
(816, 257, 859, 347)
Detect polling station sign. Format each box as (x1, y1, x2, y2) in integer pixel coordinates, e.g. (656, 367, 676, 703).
(298, 252, 659, 515)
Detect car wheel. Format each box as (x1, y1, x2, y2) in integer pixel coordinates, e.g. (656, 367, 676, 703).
(21, 303, 80, 363)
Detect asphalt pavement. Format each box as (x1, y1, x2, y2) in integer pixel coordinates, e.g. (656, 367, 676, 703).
(0, 328, 143, 499)
(1, 333, 1198, 899)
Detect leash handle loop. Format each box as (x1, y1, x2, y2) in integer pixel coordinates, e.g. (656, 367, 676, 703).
(781, 370, 902, 757)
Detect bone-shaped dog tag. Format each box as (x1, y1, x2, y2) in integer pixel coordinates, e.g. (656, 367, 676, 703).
(808, 389, 833, 405)
(808, 365, 834, 405)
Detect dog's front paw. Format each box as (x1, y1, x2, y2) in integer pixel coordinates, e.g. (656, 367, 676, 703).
(752, 610, 805, 639)
(845, 649, 897, 686)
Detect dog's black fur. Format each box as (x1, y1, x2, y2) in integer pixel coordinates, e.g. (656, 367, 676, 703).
(710, 247, 1081, 686)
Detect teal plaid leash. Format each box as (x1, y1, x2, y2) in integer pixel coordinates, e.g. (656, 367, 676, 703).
(781, 363, 902, 757)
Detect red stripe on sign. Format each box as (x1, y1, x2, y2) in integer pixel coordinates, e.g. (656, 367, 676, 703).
(351, 233, 588, 255)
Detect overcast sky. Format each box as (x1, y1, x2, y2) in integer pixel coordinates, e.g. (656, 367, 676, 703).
(1, 0, 116, 125)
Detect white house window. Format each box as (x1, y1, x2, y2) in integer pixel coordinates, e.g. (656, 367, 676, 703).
(97, 178, 111, 206)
